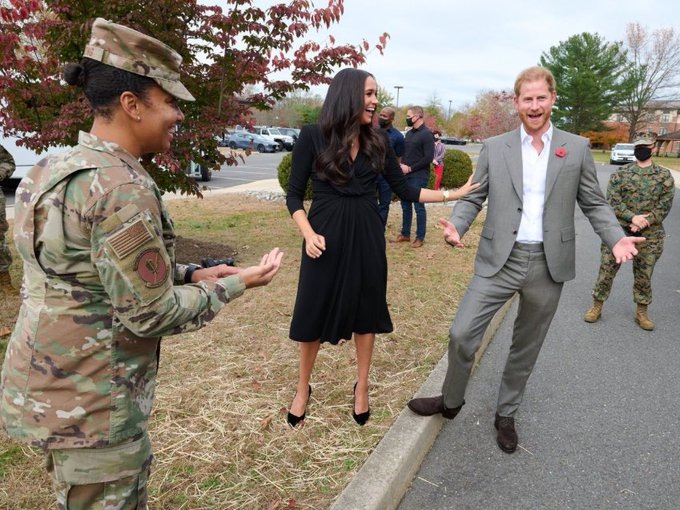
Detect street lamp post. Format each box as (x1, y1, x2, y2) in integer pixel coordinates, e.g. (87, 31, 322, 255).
(394, 85, 403, 109)
(394, 85, 403, 127)
(448, 100, 452, 121)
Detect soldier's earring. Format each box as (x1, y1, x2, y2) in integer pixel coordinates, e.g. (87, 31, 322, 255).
(136, 115, 141, 121)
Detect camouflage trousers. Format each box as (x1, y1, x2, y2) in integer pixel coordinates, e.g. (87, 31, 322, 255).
(46, 433, 152, 510)
(0, 187, 11, 272)
(592, 238, 664, 305)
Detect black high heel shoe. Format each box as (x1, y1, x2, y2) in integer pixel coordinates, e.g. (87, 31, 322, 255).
(352, 382, 370, 426)
(287, 384, 312, 428)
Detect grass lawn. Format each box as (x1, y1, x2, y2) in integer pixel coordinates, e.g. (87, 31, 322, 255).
(0, 193, 481, 509)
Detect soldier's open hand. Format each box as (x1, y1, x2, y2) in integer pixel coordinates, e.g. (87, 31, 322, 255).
(239, 247, 284, 288)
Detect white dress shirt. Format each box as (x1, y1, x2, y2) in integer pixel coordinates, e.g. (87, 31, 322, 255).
(516, 124, 553, 243)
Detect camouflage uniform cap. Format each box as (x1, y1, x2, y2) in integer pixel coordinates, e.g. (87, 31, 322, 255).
(633, 133, 656, 146)
(83, 17, 195, 101)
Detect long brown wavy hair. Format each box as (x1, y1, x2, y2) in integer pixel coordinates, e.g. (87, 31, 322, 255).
(315, 68, 386, 185)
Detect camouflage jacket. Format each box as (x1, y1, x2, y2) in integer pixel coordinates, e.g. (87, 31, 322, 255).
(0, 144, 16, 181)
(0, 132, 245, 449)
(606, 161, 675, 240)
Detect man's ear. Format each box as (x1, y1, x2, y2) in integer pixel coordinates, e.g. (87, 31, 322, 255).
(119, 91, 141, 121)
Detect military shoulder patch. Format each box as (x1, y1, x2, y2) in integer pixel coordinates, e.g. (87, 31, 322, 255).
(134, 248, 169, 288)
(108, 219, 153, 259)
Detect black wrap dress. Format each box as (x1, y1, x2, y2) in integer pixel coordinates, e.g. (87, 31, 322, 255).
(286, 124, 423, 344)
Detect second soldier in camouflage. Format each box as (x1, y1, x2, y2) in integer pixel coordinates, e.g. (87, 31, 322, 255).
(584, 133, 675, 330)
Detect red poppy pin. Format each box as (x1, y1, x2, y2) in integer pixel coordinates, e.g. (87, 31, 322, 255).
(555, 147, 566, 158)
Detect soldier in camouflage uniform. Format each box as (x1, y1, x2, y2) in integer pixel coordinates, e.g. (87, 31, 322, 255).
(584, 133, 675, 330)
(0, 143, 15, 291)
(0, 18, 283, 509)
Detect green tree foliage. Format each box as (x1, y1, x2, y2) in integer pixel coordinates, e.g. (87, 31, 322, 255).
(376, 85, 394, 108)
(0, 0, 388, 195)
(296, 103, 323, 125)
(426, 149, 472, 189)
(254, 91, 323, 128)
(424, 92, 445, 124)
(539, 33, 630, 134)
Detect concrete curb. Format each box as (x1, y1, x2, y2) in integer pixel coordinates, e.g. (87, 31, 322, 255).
(163, 178, 284, 200)
(330, 295, 517, 510)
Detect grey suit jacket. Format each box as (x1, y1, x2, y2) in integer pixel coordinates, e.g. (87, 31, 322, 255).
(451, 127, 624, 283)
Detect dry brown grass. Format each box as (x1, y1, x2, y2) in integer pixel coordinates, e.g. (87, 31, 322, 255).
(0, 194, 481, 509)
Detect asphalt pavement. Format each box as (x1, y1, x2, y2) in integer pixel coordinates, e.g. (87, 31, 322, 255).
(351, 164, 680, 510)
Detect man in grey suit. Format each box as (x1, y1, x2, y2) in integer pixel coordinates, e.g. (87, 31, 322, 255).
(407, 66, 643, 453)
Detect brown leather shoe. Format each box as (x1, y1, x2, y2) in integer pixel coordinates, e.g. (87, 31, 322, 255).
(494, 413, 518, 453)
(390, 234, 411, 243)
(407, 396, 464, 419)
(411, 239, 424, 248)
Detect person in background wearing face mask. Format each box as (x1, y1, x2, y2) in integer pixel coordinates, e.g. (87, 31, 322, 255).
(432, 130, 445, 190)
(584, 133, 675, 330)
(376, 106, 405, 227)
(392, 106, 434, 248)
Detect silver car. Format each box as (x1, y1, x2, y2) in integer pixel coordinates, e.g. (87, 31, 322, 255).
(226, 132, 280, 153)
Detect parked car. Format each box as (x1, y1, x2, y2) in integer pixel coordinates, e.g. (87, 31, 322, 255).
(277, 127, 300, 143)
(226, 132, 280, 153)
(440, 135, 467, 146)
(186, 160, 212, 182)
(215, 133, 228, 147)
(609, 143, 635, 165)
(252, 126, 295, 151)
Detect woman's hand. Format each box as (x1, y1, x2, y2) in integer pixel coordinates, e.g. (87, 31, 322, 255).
(451, 175, 480, 200)
(304, 232, 326, 259)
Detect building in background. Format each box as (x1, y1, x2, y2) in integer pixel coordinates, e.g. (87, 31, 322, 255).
(606, 100, 680, 155)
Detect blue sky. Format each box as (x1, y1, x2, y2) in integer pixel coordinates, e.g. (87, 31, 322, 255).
(295, 0, 678, 110)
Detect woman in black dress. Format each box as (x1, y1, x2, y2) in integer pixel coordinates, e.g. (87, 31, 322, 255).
(285, 68, 477, 427)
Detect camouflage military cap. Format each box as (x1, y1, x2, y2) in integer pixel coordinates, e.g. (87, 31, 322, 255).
(633, 133, 656, 146)
(83, 17, 195, 101)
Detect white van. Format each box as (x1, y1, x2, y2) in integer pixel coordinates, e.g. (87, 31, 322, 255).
(1, 135, 64, 180)
(2, 134, 215, 183)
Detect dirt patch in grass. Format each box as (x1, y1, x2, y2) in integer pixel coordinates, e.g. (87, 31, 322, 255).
(174, 236, 238, 266)
(0, 193, 482, 509)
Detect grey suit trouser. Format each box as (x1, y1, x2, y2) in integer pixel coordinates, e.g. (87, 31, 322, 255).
(442, 242, 564, 417)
